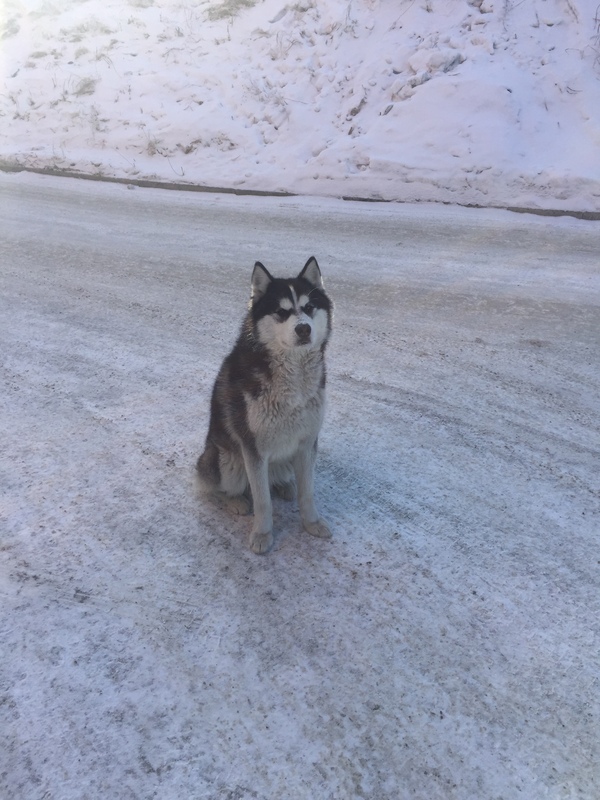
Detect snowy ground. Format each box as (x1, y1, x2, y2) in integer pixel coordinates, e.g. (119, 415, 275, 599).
(1, 0, 600, 210)
(1, 171, 599, 798)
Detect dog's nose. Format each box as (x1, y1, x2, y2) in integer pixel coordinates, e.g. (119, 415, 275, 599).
(295, 322, 311, 341)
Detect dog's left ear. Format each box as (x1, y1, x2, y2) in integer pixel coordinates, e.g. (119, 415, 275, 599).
(251, 261, 273, 302)
(298, 256, 324, 289)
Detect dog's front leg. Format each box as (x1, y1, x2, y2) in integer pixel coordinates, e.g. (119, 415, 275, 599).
(242, 449, 274, 554)
(293, 441, 332, 540)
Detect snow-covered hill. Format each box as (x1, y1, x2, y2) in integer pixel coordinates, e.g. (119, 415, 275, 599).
(1, 0, 600, 210)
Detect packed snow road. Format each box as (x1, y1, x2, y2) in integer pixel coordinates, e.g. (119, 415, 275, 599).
(1, 173, 599, 800)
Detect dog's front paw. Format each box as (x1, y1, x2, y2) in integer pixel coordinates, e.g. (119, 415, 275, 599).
(249, 529, 274, 554)
(304, 518, 332, 539)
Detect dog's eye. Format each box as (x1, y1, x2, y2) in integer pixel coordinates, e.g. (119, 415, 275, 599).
(303, 303, 315, 316)
(275, 308, 291, 321)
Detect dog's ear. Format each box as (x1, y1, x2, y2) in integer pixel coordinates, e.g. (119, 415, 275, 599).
(251, 261, 273, 302)
(298, 256, 324, 289)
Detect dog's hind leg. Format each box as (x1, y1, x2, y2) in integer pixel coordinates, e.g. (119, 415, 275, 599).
(270, 461, 296, 501)
(196, 443, 251, 515)
(204, 488, 250, 516)
(272, 482, 295, 501)
(217, 447, 251, 515)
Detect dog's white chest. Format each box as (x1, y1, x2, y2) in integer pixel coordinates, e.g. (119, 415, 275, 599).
(245, 356, 325, 460)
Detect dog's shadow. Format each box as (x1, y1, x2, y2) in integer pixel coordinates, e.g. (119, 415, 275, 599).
(195, 448, 415, 556)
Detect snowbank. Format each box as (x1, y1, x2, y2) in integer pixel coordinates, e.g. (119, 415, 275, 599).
(1, 0, 600, 210)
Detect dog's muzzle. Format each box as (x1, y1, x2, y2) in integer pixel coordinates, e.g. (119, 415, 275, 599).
(295, 322, 311, 344)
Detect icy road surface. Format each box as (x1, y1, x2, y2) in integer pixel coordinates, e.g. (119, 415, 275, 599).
(1, 173, 599, 800)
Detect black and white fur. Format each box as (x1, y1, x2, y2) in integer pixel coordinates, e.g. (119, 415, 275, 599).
(196, 256, 332, 554)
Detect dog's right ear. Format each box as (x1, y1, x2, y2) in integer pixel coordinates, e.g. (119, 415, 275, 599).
(251, 261, 273, 303)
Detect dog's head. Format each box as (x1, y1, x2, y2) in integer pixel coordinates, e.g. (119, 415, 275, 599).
(250, 257, 332, 353)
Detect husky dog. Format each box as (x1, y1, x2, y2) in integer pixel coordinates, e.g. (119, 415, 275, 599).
(196, 256, 332, 554)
